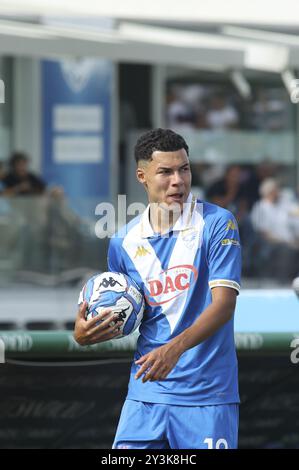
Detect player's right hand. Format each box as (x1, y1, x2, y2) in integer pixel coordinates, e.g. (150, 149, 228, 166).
(73, 301, 123, 346)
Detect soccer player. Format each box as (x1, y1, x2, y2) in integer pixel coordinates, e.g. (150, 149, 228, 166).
(74, 128, 241, 449)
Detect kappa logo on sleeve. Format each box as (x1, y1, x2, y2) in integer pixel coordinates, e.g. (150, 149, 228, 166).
(226, 220, 237, 231)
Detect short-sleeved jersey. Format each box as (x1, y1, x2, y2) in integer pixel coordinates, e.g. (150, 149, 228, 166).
(108, 193, 241, 406)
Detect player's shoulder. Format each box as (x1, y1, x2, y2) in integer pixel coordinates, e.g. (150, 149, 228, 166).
(199, 200, 237, 230)
(199, 200, 235, 221)
(110, 213, 142, 246)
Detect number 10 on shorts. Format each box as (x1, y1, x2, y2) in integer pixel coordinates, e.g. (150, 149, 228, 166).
(204, 438, 228, 449)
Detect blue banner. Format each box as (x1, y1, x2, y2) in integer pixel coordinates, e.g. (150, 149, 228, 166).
(42, 58, 113, 212)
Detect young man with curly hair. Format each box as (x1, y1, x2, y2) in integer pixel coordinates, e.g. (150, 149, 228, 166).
(74, 128, 241, 449)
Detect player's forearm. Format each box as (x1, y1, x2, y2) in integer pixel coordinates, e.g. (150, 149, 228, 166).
(171, 299, 235, 354)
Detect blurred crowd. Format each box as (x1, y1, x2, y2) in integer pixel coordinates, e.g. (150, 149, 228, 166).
(1, 148, 298, 283)
(166, 83, 292, 131)
(0, 152, 98, 278)
(166, 81, 298, 282)
(192, 160, 299, 281)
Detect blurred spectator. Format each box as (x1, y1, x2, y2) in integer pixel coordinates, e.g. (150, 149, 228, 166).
(242, 159, 279, 209)
(251, 179, 299, 247)
(206, 165, 248, 220)
(167, 89, 196, 131)
(251, 178, 299, 280)
(0, 161, 5, 193)
(193, 163, 226, 189)
(0, 152, 100, 276)
(206, 165, 257, 275)
(0, 161, 10, 215)
(2, 152, 46, 196)
(204, 93, 239, 130)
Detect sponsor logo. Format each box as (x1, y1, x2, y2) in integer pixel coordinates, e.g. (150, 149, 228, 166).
(113, 304, 131, 321)
(88, 274, 126, 304)
(145, 264, 198, 306)
(226, 219, 237, 231)
(134, 246, 151, 258)
(98, 277, 122, 289)
(128, 285, 142, 304)
(221, 238, 240, 246)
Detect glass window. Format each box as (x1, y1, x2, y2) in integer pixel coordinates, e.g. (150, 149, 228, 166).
(165, 69, 299, 287)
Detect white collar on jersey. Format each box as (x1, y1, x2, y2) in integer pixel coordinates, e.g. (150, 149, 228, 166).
(140, 192, 196, 238)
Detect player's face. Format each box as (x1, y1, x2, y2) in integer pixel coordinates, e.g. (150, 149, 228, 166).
(136, 148, 191, 207)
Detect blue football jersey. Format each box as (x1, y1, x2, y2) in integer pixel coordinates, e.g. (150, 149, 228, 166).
(108, 193, 241, 406)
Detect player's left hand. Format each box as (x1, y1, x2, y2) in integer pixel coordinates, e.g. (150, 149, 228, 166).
(134, 342, 183, 383)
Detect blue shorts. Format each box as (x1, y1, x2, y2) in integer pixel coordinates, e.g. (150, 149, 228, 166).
(113, 399, 239, 449)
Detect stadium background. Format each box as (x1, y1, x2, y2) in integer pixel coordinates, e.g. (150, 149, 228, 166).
(0, 0, 299, 449)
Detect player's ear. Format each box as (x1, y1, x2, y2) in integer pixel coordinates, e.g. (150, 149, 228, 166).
(136, 166, 146, 186)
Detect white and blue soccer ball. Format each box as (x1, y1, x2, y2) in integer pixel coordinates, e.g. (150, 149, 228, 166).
(78, 272, 145, 337)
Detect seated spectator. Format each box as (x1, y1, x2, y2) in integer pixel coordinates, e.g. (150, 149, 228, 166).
(206, 165, 259, 275)
(251, 178, 299, 280)
(206, 165, 248, 220)
(167, 90, 196, 131)
(243, 159, 279, 210)
(2, 152, 46, 196)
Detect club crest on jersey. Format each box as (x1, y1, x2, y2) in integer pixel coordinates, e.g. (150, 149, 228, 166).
(145, 264, 198, 306)
(134, 246, 151, 258)
(181, 227, 198, 249)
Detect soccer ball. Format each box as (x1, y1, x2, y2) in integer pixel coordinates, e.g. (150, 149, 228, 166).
(78, 272, 145, 336)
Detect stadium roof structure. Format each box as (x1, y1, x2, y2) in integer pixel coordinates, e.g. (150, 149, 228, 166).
(1, 0, 299, 28)
(0, 0, 299, 81)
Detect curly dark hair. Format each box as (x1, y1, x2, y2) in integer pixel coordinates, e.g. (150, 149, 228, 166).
(134, 128, 189, 164)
